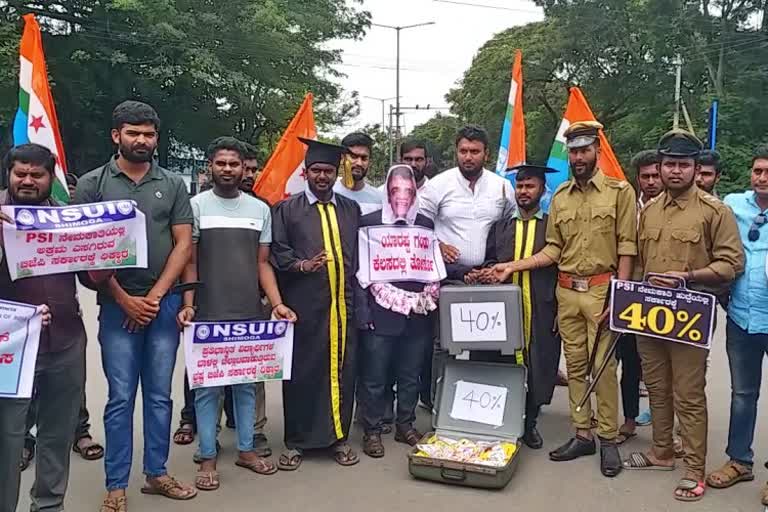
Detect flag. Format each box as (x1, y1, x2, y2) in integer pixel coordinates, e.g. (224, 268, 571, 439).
(12, 14, 69, 204)
(253, 93, 317, 205)
(546, 87, 626, 198)
(495, 50, 526, 176)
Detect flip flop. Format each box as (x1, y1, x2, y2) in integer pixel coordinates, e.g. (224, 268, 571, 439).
(623, 451, 676, 471)
(140, 476, 198, 500)
(333, 443, 360, 466)
(195, 471, 220, 491)
(278, 449, 303, 471)
(706, 461, 755, 489)
(235, 457, 278, 475)
(173, 423, 195, 446)
(674, 478, 706, 502)
(615, 431, 636, 446)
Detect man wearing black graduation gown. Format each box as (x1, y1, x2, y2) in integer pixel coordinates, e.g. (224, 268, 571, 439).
(270, 138, 361, 469)
(469, 164, 561, 449)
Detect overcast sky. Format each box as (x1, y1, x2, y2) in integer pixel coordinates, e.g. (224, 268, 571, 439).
(329, 0, 544, 137)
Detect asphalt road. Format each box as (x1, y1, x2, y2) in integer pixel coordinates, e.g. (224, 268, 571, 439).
(18, 288, 768, 512)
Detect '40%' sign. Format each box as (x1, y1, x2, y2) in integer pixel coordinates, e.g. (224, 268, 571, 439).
(449, 380, 508, 427)
(609, 279, 716, 350)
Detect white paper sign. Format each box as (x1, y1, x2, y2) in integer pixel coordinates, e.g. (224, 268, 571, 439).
(183, 320, 294, 389)
(449, 380, 508, 427)
(0, 299, 42, 399)
(450, 302, 507, 342)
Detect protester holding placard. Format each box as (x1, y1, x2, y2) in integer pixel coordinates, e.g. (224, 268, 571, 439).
(707, 146, 768, 506)
(623, 130, 744, 502)
(175, 137, 296, 491)
(493, 121, 637, 478)
(471, 164, 561, 450)
(356, 164, 445, 458)
(0, 143, 106, 512)
(270, 138, 361, 469)
(74, 101, 197, 510)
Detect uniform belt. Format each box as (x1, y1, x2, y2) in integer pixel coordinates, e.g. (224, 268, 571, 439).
(558, 272, 612, 292)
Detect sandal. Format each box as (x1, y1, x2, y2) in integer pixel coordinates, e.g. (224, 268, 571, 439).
(235, 457, 278, 475)
(615, 431, 636, 446)
(173, 423, 195, 446)
(761, 482, 768, 506)
(674, 477, 706, 502)
(195, 471, 220, 491)
(99, 496, 127, 512)
(140, 475, 198, 500)
(278, 449, 303, 471)
(332, 442, 360, 466)
(623, 451, 675, 471)
(19, 445, 35, 471)
(394, 428, 422, 447)
(706, 460, 754, 489)
(73, 436, 104, 461)
(363, 433, 385, 458)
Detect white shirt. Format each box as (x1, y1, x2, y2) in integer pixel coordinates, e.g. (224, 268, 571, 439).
(419, 167, 515, 267)
(333, 180, 382, 215)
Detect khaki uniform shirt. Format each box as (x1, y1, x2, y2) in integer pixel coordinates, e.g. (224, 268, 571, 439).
(637, 185, 745, 295)
(542, 170, 637, 276)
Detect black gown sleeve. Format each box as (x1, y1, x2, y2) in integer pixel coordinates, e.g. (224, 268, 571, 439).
(481, 220, 500, 268)
(270, 200, 302, 272)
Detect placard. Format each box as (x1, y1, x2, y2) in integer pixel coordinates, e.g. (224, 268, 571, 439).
(610, 279, 716, 349)
(0, 299, 42, 399)
(357, 225, 446, 284)
(449, 380, 508, 427)
(1, 201, 148, 280)
(184, 320, 294, 389)
(449, 302, 507, 342)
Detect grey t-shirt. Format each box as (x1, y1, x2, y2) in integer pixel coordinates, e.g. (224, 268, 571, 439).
(333, 180, 383, 215)
(74, 157, 193, 301)
(191, 190, 271, 321)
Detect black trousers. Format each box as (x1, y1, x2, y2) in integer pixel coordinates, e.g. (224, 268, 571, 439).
(361, 321, 431, 432)
(616, 333, 642, 420)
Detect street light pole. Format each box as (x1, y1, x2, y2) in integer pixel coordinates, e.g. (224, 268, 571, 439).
(372, 21, 435, 157)
(362, 95, 397, 133)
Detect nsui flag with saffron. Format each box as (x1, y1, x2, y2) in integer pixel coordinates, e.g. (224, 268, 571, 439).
(12, 14, 70, 204)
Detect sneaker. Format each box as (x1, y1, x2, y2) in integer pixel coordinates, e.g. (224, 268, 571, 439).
(635, 410, 652, 426)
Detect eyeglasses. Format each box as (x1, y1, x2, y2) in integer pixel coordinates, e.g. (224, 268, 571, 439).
(748, 213, 767, 242)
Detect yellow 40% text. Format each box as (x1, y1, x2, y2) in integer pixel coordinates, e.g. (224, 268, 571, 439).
(618, 303, 703, 342)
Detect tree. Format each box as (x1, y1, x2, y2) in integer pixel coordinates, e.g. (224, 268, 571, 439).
(0, 0, 369, 172)
(443, 0, 768, 193)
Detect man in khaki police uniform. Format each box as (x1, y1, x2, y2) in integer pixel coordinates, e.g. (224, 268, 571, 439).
(623, 130, 744, 502)
(493, 121, 637, 477)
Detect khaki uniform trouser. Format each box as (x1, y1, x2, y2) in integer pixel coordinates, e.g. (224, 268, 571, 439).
(637, 336, 708, 476)
(556, 283, 619, 439)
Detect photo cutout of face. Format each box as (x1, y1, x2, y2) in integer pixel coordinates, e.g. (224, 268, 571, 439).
(383, 164, 418, 225)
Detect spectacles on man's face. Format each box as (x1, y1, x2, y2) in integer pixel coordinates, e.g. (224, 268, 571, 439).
(748, 213, 767, 242)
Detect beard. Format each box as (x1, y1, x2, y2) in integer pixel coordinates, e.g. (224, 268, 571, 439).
(11, 183, 52, 205)
(240, 177, 255, 192)
(119, 141, 156, 163)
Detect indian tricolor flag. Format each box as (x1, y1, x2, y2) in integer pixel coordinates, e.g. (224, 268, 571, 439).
(12, 14, 69, 204)
(546, 87, 626, 196)
(495, 50, 526, 175)
(254, 93, 317, 205)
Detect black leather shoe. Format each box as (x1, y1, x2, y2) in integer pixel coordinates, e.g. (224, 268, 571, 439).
(549, 436, 596, 461)
(522, 426, 543, 450)
(599, 438, 622, 477)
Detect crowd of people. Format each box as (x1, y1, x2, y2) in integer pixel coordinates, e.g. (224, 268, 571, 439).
(0, 98, 767, 512)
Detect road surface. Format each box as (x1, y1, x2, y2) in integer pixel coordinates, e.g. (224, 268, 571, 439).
(18, 288, 768, 512)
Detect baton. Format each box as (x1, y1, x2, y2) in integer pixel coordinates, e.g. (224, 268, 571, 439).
(584, 288, 613, 378)
(576, 330, 622, 412)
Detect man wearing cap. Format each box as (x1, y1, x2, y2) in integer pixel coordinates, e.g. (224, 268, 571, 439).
(493, 121, 637, 477)
(622, 130, 743, 502)
(271, 138, 361, 470)
(471, 164, 561, 450)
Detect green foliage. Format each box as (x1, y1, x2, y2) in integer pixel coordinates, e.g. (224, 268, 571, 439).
(0, 0, 369, 172)
(413, 0, 768, 194)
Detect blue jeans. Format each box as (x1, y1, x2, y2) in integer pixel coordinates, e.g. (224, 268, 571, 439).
(725, 318, 768, 466)
(98, 295, 181, 491)
(195, 384, 256, 459)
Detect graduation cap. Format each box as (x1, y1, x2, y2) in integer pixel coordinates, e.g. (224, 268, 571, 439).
(299, 137, 348, 169)
(507, 164, 558, 181)
(657, 129, 703, 158)
(564, 121, 604, 149)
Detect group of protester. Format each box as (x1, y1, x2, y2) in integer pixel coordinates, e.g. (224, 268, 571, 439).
(0, 98, 767, 512)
